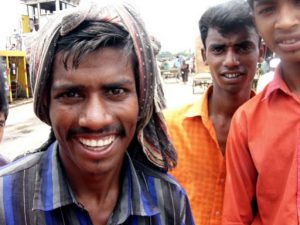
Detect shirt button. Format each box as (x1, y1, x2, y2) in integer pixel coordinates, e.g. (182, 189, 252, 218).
(215, 211, 221, 216)
(219, 178, 225, 184)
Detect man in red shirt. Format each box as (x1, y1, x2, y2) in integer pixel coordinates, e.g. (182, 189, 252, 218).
(223, 0, 300, 224)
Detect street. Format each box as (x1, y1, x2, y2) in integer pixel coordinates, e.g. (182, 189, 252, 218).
(1, 77, 204, 161)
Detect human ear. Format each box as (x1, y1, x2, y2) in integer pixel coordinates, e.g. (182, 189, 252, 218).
(258, 42, 267, 63)
(201, 48, 208, 66)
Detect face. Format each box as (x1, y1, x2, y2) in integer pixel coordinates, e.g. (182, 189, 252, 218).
(0, 113, 5, 142)
(252, 0, 300, 63)
(202, 27, 264, 94)
(49, 47, 139, 176)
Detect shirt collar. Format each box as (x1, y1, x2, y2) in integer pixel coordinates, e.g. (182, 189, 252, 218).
(111, 154, 160, 224)
(33, 142, 160, 221)
(184, 85, 213, 119)
(32, 141, 74, 211)
(184, 85, 256, 119)
(263, 65, 294, 100)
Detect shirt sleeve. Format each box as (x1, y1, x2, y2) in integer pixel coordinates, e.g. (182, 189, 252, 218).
(222, 110, 258, 225)
(180, 191, 196, 225)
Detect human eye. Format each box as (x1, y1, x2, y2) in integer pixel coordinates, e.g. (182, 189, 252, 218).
(109, 88, 125, 96)
(237, 42, 254, 54)
(59, 90, 81, 99)
(107, 87, 126, 98)
(53, 87, 83, 104)
(210, 45, 225, 55)
(255, 2, 276, 16)
(260, 6, 275, 15)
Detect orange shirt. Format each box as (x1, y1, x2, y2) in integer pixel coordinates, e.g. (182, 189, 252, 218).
(223, 67, 300, 225)
(164, 87, 225, 225)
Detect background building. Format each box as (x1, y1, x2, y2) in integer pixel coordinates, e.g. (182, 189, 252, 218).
(0, 0, 79, 102)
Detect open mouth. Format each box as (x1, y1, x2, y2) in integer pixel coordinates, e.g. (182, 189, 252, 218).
(79, 135, 116, 150)
(223, 73, 241, 79)
(281, 39, 298, 45)
(277, 36, 300, 52)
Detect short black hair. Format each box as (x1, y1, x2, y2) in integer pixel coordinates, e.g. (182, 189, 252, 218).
(56, 21, 137, 71)
(199, 0, 256, 49)
(0, 64, 8, 120)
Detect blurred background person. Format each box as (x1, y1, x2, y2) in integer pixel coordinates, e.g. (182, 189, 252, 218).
(181, 60, 189, 84)
(0, 63, 9, 166)
(256, 57, 280, 92)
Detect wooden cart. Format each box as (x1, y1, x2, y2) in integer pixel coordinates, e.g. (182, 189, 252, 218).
(192, 72, 212, 94)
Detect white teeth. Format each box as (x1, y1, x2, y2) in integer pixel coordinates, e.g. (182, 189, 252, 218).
(79, 136, 115, 149)
(224, 73, 239, 78)
(282, 39, 297, 44)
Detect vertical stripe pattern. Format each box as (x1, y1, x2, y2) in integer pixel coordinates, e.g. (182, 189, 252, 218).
(0, 142, 195, 225)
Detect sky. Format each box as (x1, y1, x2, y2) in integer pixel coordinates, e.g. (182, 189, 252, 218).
(81, 0, 229, 52)
(0, 0, 229, 52)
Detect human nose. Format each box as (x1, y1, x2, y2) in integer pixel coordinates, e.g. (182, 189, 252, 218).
(223, 50, 240, 68)
(274, 4, 298, 30)
(79, 95, 113, 131)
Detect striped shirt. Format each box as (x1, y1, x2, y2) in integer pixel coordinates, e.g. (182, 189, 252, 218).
(0, 141, 195, 225)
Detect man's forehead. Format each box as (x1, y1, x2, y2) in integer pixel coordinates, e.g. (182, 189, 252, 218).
(207, 27, 258, 42)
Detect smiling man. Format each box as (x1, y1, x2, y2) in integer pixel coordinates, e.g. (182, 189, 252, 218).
(0, 3, 195, 225)
(223, 0, 300, 224)
(164, 1, 264, 224)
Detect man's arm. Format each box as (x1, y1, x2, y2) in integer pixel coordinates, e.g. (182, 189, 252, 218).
(222, 110, 258, 225)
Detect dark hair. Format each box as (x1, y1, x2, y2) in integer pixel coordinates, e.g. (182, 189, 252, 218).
(56, 21, 138, 71)
(247, 0, 254, 9)
(0, 64, 8, 120)
(199, 0, 256, 49)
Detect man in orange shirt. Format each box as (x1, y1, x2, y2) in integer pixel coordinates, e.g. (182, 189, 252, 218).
(164, 1, 265, 224)
(223, 0, 300, 224)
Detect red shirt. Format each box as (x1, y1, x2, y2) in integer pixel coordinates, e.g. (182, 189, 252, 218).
(223, 66, 300, 225)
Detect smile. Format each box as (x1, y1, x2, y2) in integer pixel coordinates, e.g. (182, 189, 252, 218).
(79, 135, 116, 149)
(281, 39, 298, 45)
(223, 73, 241, 79)
(277, 35, 300, 52)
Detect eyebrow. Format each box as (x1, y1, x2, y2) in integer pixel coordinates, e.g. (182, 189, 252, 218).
(236, 40, 255, 46)
(209, 44, 225, 49)
(103, 79, 135, 87)
(254, 0, 274, 5)
(209, 40, 253, 47)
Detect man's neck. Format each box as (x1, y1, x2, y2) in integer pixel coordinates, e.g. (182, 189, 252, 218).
(281, 61, 300, 98)
(208, 87, 253, 153)
(209, 87, 252, 118)
(65, 164, 122, 225)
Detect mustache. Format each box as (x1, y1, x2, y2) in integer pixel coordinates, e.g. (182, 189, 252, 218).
(67, 124, 126, 139)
